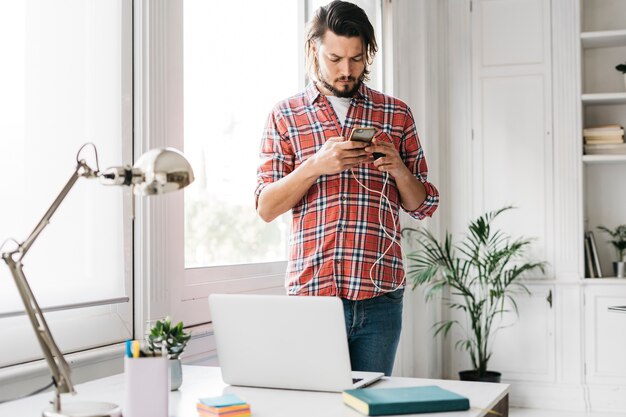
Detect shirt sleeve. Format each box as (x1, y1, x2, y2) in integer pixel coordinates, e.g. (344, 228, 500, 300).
(254, 107, 295, 209)
(399, 108, 439, 220)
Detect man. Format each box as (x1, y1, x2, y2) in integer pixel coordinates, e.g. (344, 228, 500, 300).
(255, 0, 438, 376)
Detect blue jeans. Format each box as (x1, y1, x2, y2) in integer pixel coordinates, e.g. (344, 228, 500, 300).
(341, 289, 404, 376)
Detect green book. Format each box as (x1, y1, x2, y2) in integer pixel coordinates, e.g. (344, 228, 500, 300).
(343, 385, 470, 416)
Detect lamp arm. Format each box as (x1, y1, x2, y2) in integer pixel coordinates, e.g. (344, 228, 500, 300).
(1, 160, 98, 408)
(2, 254, 74, 397)
(19, 160, 96, 257)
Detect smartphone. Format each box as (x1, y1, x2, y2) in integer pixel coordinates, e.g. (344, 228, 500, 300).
(349, 127, 384, 159)
(349, 127, 377, 143)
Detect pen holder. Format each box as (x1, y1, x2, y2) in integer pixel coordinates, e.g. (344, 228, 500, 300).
(124, 356, 169, 417)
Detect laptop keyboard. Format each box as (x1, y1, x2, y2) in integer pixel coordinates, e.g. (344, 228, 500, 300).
(352, 378, 363, 384)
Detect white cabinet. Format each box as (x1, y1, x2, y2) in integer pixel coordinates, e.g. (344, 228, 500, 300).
(444, 0, 556, 386)
(584, 284, 626, 386)
(470, 0, 553, 268)
(445, 0, 626, 412)
(488, 284, 555, 382)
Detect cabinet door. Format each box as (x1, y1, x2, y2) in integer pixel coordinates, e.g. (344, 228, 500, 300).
(584, 285, 626, 385)
(470, 0, 553, 271)
(489, 284, 556, 382)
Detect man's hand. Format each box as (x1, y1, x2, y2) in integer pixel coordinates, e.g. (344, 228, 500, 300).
(365, 138, 411, 180)
(309, 136, 371, 176)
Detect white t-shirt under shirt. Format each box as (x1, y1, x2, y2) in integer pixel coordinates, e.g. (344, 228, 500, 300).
(326, 95, 351, 127)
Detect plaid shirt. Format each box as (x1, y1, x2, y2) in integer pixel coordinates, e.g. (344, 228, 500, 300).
(255, 83, 439, 300)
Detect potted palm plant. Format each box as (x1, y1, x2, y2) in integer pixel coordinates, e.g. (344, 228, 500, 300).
(597, 224, 626, 277)
(146, 317, 192, 390)
(402, 206, 546, 382)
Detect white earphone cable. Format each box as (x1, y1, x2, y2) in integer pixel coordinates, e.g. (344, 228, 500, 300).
(350, 168, 406, 293)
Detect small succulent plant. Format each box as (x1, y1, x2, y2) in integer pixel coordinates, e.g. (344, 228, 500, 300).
(145, 317, 191, 359)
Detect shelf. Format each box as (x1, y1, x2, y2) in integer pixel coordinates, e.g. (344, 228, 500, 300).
(583, 154, 626, 164)
(582, 278, 626, 284)
(581, 92, 626, 104)
(581, 29, 626, 49)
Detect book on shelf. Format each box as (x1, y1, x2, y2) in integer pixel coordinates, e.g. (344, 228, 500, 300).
(584, 135, 624, 144)
(343, 385, 470, 416)
(584, 143, 626, 155)
(583, 124, 623, 135)
(585, 236, 595, 278)
(586, 231, 602, 278)
(583, 125, 624, 147)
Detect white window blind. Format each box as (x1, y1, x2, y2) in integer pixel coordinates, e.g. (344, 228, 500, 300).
(0, 0, 132, 366)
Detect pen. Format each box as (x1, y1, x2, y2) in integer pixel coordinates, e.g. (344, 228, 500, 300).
(125, 339, 132, 358)
(132, 340, 140, 358)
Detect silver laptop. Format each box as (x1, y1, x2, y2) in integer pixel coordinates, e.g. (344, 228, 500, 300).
(208, 293, 384, 392)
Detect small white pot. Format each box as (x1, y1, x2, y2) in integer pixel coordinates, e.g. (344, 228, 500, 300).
(623, 73, 626, 91)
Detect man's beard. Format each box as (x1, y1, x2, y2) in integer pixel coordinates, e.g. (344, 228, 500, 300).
(318, 73, 363, 98)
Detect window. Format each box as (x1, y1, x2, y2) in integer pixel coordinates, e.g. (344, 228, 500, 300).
(0, 0, 132, 366)
(174, 0, 384, 325)
(183, 0, 300, 269)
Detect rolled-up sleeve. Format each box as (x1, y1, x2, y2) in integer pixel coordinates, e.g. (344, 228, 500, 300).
(254, 107, 295, 209)
(400, 109, 439, 219)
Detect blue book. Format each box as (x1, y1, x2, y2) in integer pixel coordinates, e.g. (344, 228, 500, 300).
(343, 385, 470, 416)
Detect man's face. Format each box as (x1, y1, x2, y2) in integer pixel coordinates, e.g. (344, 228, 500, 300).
(314, 30, 366, 98)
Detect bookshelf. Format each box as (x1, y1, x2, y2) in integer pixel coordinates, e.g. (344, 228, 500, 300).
(581, 29, 626, 49)
(583, 154, 626, 164)
(581, 92, 626, 104)
(580, 0, 626, 279)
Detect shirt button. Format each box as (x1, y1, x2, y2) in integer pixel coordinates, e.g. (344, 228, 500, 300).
(341, 195, 347, 201)
(336, 258, 341, 263)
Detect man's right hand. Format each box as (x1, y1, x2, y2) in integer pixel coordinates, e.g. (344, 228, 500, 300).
(309, 136, 371, 176)
(257, 137, 369, 222)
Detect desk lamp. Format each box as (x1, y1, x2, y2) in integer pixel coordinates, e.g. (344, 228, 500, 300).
(1, 143, 194, 417)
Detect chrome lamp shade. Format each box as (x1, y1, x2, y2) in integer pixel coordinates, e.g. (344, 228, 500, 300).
(1, 144, 194, 417)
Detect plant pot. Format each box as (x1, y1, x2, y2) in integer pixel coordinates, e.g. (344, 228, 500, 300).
(170, 358, 183, 391)
(613, 261, 626, 278)
(458, 370, 501, 383)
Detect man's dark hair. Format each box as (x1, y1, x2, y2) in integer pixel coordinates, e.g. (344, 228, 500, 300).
(305, 0, 378, 82)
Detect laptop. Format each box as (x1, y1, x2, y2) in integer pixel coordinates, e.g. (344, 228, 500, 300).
(208, 293, 384, 392)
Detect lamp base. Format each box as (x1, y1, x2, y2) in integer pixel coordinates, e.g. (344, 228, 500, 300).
(42, 401, 122, 417)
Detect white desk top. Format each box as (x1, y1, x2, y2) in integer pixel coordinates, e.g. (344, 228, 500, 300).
(0, 366, 509, 417)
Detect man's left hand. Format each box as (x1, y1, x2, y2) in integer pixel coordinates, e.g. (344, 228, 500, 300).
(365, 139, 410, 179)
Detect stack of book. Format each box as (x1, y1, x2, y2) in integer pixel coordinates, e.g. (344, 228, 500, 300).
(583, 124, 626, 155)
(197, 394, 251, 417)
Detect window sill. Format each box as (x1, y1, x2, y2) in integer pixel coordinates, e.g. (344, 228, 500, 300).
(0, 343, 125, 387)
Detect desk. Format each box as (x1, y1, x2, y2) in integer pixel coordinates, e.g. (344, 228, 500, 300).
(0, 366, 509, 417)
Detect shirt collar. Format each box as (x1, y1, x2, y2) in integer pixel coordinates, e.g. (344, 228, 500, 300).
(305, 81, 370, 104)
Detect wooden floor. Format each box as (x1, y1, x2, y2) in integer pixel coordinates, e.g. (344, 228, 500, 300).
(510, 408, 622, 417)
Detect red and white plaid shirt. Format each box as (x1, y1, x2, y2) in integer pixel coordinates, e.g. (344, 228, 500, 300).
(256, 83, 439, 300)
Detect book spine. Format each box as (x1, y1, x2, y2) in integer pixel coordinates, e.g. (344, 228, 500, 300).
(370, 399, 470, 415)
(585, 235, 595, 278)
(587, 231, 602, 278)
